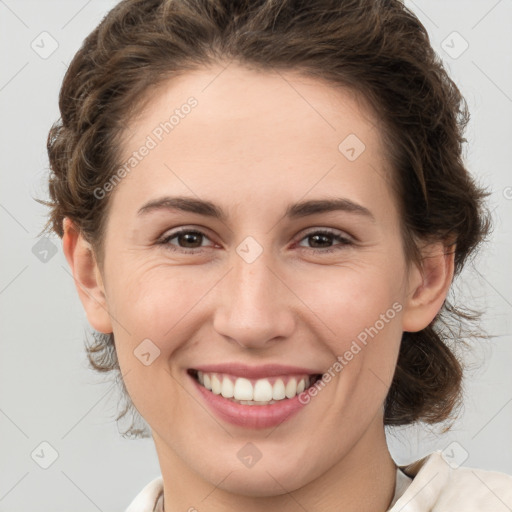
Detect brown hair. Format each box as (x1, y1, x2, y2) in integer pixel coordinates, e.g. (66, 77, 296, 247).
(38, 0, 491, 437)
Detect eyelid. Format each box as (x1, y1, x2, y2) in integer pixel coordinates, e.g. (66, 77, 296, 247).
(157, 226, 218, 249)
(294, 227, 354, 245)
(157, 226, 355, 253)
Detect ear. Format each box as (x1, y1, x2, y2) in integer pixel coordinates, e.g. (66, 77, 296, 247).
(401, 242, 456, 332)
(62, 217, 113, 334)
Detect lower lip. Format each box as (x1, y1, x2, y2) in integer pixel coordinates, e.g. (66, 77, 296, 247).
(190, 374, 309, 429)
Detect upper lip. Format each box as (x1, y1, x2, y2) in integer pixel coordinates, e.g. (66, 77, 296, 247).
(190, 363, 322, 379)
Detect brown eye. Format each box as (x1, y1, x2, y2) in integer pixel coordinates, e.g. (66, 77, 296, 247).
(159, 229, 214, 252)
(296, 230, 353, 253)
(174, 231, 204, 248)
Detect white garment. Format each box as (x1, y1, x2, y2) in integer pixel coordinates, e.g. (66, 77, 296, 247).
(125, 451, 512, 512)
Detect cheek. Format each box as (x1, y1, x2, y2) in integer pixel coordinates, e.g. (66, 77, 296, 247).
(105, 265, 224, 413)
(294, 259, 404, 343)
(106, 269, 194, 424)
(102, 266, 191, 394)
(107, 263, 211, 344)
(290, 257, 405, 404)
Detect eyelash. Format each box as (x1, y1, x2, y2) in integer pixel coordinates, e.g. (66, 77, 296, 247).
(157, 227, 354, 254)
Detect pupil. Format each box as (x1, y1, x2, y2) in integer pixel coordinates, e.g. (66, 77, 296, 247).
(180, 232, 201, 247)
(310, 234, 331, 248)
(177, 233, 333, 249)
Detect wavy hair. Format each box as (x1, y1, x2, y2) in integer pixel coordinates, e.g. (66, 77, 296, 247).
(38, 0, 491, 437)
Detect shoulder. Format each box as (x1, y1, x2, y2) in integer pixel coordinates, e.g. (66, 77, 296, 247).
(124, 456, 512, 512)
(390, 451, 512, 511)
(125, 475, 164, 512)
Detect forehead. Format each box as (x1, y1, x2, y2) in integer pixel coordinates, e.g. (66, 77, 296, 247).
(113, 63, 394, 219)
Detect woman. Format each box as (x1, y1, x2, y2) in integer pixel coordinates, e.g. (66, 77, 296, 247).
(40, 0, 512, 510)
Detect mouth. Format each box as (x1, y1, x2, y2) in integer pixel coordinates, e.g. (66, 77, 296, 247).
(187, 369, 323, 406)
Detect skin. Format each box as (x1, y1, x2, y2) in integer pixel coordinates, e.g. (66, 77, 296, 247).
(63, 63, 454, 512)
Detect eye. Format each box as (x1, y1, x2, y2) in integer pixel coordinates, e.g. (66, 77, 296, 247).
(295, 229, 354, 253)
(157, 227, 354, 255)
(157, 228, 216, 253)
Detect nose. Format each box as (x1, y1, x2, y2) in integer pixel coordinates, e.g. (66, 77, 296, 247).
(212, 249, 296, 350)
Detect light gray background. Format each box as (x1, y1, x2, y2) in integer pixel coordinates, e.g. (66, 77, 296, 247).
(0, 1, 511, 510)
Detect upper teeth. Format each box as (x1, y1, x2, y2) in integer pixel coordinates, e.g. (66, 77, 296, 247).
(196, 371, 311, 403)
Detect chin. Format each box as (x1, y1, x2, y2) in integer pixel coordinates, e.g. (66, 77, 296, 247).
(213, 468, 301, 498)
(195, 454, 321, 498)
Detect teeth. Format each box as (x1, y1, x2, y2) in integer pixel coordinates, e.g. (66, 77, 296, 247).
(195, 371, 313, 403)
(272, 379, 286, 400)
(237, 399, 277, 406)
(285, 378, 297, 399)
(234, 377, 253, 400)
(221, 376, 234, 398)
(253, 379, 273, 402)
(211, 374, 222, 395)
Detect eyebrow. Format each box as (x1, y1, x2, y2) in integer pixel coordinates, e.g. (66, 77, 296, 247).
(137, 196, 375, 222)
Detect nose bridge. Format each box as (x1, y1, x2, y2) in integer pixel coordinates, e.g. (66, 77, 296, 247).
(233, 251, 274, 309)
(212, 246, 295, 348)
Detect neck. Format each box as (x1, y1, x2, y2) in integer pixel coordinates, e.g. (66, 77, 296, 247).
(154, 414, 396, 512)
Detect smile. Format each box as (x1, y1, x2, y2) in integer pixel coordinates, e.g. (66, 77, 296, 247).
(189, 369, 322, 405)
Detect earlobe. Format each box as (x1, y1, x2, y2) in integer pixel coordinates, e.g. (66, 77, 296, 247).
(401, 243, 456, 333)
(62, 218, 113, 334)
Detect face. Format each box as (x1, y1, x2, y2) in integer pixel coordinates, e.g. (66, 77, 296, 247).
(72, 64, 432, 495)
